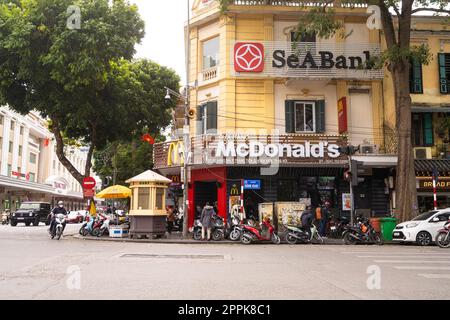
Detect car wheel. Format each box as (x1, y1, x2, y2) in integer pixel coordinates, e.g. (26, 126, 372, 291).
(10, 220, 17, 227)
(25, 222, 31, 227)
(416, 231, 432, 246)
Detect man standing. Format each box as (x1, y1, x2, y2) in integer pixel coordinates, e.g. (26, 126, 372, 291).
(320, 201, 331, 237)
(301, 206, 314, 240)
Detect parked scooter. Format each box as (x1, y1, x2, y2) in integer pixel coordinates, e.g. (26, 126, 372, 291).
(224, 215, 242, 241)
(79, 215, 104, 236)
(240, 218, 280, 245)
(284, 223, 324, 244)
(193, 214, 225, 241)
(327, 216, 349, 239)
(436, 220, 450, 248)
(94, 215, 110, 237)
(342, 216, 383, 245)
(1, 210, 10, 225)
(50, 213, 66, 240)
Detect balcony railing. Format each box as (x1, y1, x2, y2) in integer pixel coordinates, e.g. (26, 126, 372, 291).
(231, 0, 368, 8)
(202, 66, 218, 82)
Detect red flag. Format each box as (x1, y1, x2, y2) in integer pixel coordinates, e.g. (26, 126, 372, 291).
(141, 134, 155, 145)
(44, 138, 50, 147)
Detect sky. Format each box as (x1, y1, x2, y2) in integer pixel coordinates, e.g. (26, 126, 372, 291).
(130, 0, 188, 84)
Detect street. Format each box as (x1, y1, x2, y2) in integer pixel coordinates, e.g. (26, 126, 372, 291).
(0, 224, 450, 300)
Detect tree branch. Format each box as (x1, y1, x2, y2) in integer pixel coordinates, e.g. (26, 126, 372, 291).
(50, 116, 84, 185)
(411, 8, 450, 15)
(379, 1, 397, 49)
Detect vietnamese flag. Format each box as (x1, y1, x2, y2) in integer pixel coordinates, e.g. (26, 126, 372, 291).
(141, 134, 155, 145)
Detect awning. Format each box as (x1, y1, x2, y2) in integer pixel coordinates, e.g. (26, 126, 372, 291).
(352, 155, 398, 167)
(412, 106, 450, 113)
(415, 159, 450, 176)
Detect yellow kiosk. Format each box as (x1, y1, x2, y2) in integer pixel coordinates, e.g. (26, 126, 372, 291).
(126, 170, 171, 239)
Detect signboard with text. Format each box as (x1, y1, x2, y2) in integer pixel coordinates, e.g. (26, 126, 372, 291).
(244, 180, 261, 190)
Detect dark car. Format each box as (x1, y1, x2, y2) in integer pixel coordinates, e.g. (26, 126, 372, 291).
(10, 202, 51, 227)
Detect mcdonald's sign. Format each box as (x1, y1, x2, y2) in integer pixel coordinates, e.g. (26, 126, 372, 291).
(230, 184, 240, 196)
(167, 141, 185, 166)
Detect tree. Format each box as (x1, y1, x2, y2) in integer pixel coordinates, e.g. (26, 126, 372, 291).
(93, 134, 166, 187)
(219, 0, 449, 221)
(0, 0, 179, 186)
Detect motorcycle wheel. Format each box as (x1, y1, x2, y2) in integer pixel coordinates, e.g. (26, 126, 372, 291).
(344, 232, 357, 245)
(92, 228, 100, 237)
(229, 229, 241, 241)
(285, 233, 298, 245)
(271, 233, 281, 245)
(373, 233, 383, 246)
(193, 229, 202, 241)
(56, 228, 62, 240)
(212, 229, 224, 241)
(240, 234, 252, 245)
(80, 227, 88, 237)
(436, 232, 450, 248)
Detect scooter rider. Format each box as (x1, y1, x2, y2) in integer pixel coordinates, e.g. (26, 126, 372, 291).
(49, 201, 67, 235)
(301, 206, 314, 239)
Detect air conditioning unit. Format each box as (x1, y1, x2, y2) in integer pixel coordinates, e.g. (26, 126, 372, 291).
(414, 147, 432, 159)
(359, 144, 378, 155)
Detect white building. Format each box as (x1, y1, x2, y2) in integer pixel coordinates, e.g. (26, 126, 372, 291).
(0, 106, 100, 212)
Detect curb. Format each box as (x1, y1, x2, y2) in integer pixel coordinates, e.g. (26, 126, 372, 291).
(71, 234, 356, 245)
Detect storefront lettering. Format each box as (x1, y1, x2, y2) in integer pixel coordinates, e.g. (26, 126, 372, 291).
(272, 50, 372, 70)
(215, 141, 340, 159)
(420, 180, 450, 189)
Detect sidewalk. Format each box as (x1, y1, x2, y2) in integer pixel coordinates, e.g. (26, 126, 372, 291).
(71, 232, 348, 245)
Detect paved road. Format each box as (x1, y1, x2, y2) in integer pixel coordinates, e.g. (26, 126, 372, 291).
(0, 224, 449, 299)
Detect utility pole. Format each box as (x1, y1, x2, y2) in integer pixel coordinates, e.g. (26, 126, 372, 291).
(182, 0, 191, 240)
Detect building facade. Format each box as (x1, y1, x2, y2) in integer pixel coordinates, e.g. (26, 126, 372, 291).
(0, 106, 99, 212)
(154, 0, 405, 226)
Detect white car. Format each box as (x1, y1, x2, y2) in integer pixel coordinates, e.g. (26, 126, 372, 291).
(392, 209, 450, 246)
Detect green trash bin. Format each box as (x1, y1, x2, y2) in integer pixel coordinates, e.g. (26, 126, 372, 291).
(380, 217, 398, 242)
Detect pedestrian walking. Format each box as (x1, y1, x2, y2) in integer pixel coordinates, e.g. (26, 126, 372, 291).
(320, 201, 331, 237)
(166, 206, 175, 234)
(200, 202, 215, 241)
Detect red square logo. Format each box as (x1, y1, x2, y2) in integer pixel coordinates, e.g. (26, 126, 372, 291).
(234, 42, 265, 73)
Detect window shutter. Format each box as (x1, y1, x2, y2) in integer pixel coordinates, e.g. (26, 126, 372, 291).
(196, 105, 203, 135)
(206, 101, 218, 132)
(439, 53, 448, 94)
(285, 100, 295, 133)
(410, 59, 423, 94)
(423, 113, 434, 146)
(315, 100, 326, 133)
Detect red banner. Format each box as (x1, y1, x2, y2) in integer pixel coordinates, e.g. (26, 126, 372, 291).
(337, 97, 348, 134)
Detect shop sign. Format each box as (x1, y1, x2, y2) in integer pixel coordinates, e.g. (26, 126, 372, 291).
(168, 175, 182, 187)
(232, 41, 383, 79)
(167, 141, 185, 166)
(337, 97, 348, 134)
(342, 193, 352, 211)
(229, 184, 240, 196)
(418, 177, 450, 190)
(215, 141, 341, 159)
(12, 171, 30, 180)
(244, 180, 261, 190)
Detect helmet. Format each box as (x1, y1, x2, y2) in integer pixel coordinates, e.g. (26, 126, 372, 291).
(57, 201, 64, 206)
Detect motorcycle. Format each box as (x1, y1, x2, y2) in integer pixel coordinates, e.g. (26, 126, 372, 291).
(284, 223, 323, 244)
(1, 210, 10, 225)
(342, 216, 383, 245)
(94, 216, 110, 237)
(327, 216, 349, 239)
(50, 213, 66, 240)
(435, 220, 450, 248)
(240, 218, 281, 245)
(79, 215, 104, 236)
(192, 214, 225, 241)
(224, 215, 242, 241)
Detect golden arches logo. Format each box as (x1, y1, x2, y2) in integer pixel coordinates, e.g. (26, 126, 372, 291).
(167, 141, 185, 166)
(230, 184, 239, 196)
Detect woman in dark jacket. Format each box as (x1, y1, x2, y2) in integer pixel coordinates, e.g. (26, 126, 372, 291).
(200, 202, 215, 241)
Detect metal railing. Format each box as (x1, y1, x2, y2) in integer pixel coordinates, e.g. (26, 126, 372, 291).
(231, 0, 368, 8)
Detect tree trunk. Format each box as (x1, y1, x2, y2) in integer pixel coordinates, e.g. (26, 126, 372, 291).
(393, 65, 419, 222)
(50, 116, 97, 187)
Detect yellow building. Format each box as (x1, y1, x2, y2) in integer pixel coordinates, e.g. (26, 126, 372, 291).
(382, 16, 450, 211)
(155, 0, 450, 224)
